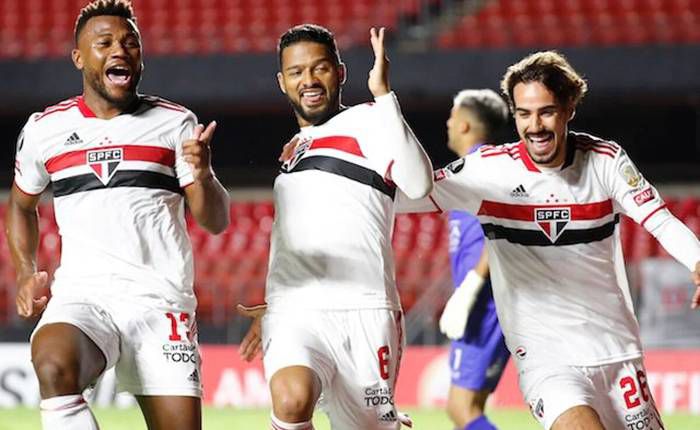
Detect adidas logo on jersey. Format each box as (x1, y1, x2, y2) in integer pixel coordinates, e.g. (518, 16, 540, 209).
(64, 132, 83, 146)
(378, 410, 397, 422)
(187, 369, 199, 383)
(510, 184, 529, 198)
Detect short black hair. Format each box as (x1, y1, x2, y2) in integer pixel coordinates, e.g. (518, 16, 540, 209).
(453, 89, 509, 139)
(74, 0, 137, 44)
(278, 24, 341, 69)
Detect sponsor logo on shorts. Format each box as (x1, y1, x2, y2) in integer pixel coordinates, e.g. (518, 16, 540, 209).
(515, 346, 527, 360)
(535, 207, 571, 243)
(378, 410, 397, 423)
(625, 404, 663, 429)
(162, 343, 198, 363)
(364, 386, 394, 407)
(187, 369, 200, 383)
(633, 188, 655, 206)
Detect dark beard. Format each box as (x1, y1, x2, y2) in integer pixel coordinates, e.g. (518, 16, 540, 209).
(288, 90, 340, 126)
(85, 68, 141, 110)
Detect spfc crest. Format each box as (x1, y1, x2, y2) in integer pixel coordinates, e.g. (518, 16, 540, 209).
(87, 148, 122, 185)
(535, 207, 571, 243)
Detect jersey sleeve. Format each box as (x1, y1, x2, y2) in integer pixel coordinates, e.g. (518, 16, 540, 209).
(172, 111, 197, 188)
(604, 147, 665, 228)
(396, 154, 482, 214)
(360, 92, 433, 199)
(13, 117, 50, 195)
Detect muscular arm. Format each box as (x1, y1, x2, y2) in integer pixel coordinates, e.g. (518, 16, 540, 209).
(5, 184, 48, 317)
(184, 176, 230, 234)
(182, 122, 230, 234)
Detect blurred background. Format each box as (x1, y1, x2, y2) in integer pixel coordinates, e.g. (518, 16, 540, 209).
(0, 0, 699, 425)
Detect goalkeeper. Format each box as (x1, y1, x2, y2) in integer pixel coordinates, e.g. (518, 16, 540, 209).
(439, 89, 510, 430)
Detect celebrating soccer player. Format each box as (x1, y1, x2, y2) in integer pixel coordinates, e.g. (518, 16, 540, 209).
(5, 1, 229, 429)
(397, 51, 700, 429)
(244, 24, 432, 430)
(439, 89, 511, 430)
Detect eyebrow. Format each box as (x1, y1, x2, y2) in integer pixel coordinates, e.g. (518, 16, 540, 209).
(283, 57, 333, 72)
(515, 104, 558, 112)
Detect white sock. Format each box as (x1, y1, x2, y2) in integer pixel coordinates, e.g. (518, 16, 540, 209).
(271, 412, 314, 430)
(40, 394, 99, 430)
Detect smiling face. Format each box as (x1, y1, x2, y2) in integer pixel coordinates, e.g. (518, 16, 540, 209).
(277, 41, 345, 127)
(513, 81, 573, 167)
(72, 15, 143, 109)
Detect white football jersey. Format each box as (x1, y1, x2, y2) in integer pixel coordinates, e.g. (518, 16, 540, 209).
(398, 132, 686, 367)
(266, 93, 430, 311)
(14, 95, 197, 307)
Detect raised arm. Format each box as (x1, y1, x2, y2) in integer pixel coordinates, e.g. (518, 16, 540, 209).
(5, 184, 49, 318)
(182, 121, 231, 234)
(368, 27, 433, 199)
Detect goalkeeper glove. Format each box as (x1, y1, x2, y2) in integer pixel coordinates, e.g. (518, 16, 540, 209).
(439, 270, 485, 340)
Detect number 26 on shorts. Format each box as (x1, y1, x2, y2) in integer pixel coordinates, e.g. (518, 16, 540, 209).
(620, 370, 650, 409)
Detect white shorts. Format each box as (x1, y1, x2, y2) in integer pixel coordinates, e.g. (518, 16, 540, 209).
(262, 308, 405, 430)
(520, 358, 664, 430)
(31, 293, 202, 397)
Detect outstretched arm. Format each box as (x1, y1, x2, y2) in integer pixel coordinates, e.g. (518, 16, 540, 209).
(368, 27, 433, 199)
(5, 184, 49, 318)
(644, 211, 700, 309)
(183, 121, 231, 234)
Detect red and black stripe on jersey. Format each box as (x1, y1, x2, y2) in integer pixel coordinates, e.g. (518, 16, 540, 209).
(478, 199, 619, 246)
(45, 145, 181, 197)
(280, 135, 396, 199)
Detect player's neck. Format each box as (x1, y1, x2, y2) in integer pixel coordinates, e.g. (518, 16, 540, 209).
(455, 137, 482, 157)
(296, 105, 343, 128)
(81, 90, 139, 120)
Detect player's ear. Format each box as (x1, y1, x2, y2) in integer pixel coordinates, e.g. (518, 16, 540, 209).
(461, 120, 470, 135)
(276, 72, 287, 95)
(72, 48, 83, 71)
(338, 62, 347, 85)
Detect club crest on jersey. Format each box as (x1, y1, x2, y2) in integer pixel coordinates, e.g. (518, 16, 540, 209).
(87, 148, 122, 185)
(535, 207, 571, 243)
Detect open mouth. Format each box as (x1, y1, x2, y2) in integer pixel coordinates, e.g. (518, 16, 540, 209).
(105, 65, 132, 87)
(300, 88, 325, 107)
(527, 132, 554, 152)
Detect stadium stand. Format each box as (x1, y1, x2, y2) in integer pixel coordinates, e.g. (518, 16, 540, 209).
(438, 0, 700, 49)
(0, 0, 423, 58)
(3, 0, 697, 59)
(1, 197, 698, 324)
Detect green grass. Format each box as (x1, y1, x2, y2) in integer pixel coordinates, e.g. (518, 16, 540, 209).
(1, 407, 698, 429)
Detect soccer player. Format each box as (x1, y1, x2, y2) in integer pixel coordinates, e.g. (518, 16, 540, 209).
(259, 24, 433, 430)
(439, 90, 510, 430)
(5, 1, 230, 429)
(397, 51, 700, 430)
